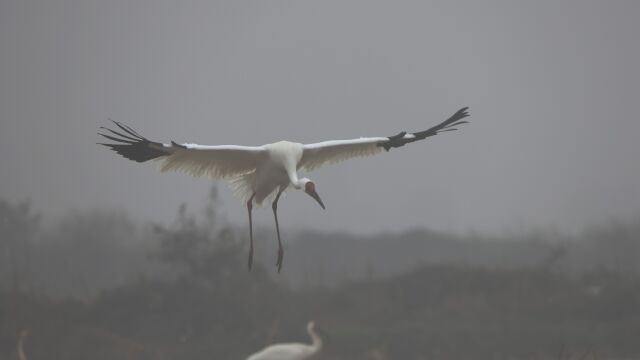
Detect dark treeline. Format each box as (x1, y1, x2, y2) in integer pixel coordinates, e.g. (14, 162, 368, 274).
(1, 188, 640, 359)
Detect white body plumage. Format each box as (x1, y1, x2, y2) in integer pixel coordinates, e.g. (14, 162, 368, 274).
(246, 321, 322, 360)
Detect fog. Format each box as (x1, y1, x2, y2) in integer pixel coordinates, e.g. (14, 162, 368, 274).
(2, 192, 640, 359)
(1, 0, 639, 234)
(2, 1, 640, 359)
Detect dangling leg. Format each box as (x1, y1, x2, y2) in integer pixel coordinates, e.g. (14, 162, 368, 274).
(272, 187, 286, 272)
(247, 192, 256, 270)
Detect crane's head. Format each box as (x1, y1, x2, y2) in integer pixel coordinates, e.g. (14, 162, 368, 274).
(300, 178, 325, 210)
(307, 320, 316, 332)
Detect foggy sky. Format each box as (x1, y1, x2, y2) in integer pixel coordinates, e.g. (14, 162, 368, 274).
(1, 0, 639, 235)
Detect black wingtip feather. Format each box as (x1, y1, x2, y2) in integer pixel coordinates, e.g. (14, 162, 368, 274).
(379, 106, 471, 150)
(98, 121, 170, 162)
(100, 126, 142, 142)
(171, 141, 187, 149)
(110, 119, 147, 141)
(98, 133, 136, 144)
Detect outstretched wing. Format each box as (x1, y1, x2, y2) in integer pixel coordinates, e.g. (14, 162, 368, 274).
(299, 107, 470, 171)
(299, 137, 389, 172)
(98, 120, 265, 178)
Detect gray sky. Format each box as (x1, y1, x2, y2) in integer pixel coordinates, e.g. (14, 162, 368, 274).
(1, 0, 639, 235)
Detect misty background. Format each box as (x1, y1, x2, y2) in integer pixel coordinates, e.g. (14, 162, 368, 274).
(1, 0, 640, 359)
(2, 189, 640, 359)
(1, 0, 639, 234)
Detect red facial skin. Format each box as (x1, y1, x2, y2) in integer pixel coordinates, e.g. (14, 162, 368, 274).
(304, 181, 325, 209)
(305, 181, 315, 194)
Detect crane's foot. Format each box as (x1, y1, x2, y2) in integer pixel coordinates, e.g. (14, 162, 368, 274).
(247, 250, 253, 271)
(276, 247, 284, 273)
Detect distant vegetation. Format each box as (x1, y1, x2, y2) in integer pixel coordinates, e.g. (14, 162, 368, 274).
(1, 189, 639, 359)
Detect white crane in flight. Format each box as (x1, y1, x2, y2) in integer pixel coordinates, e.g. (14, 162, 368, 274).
(246, 321, 322, 360)
(99, 107, 470, 272)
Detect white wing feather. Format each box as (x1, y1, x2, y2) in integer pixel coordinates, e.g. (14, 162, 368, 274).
(99, 121, 266, 179)
(299, 137, 388, 171)
(156, 144, 266, 179)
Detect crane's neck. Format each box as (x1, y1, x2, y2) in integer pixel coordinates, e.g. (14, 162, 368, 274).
(308, 327, 323, 352)
(287, 168, 308, 190)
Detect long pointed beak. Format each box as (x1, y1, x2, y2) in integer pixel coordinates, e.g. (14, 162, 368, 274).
(308, 190, 326, 210)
